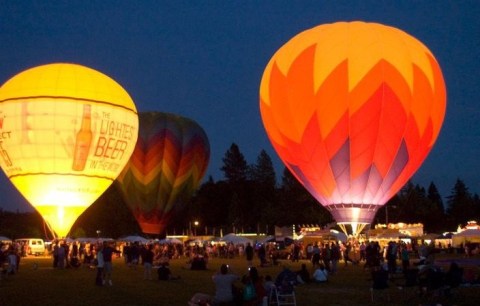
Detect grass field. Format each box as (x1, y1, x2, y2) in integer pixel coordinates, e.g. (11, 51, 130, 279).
(1, 254, 479, 305)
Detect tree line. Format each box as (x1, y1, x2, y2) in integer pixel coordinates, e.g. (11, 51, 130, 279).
(1, 143, 479, 239)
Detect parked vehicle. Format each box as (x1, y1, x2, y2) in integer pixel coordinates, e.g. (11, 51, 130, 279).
(14, 238, 46, 256)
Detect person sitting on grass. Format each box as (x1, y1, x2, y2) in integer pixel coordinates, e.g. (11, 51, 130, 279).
(157, 262, 180, 281)
(212, 264, 240, 305)
(312, 263, 328, 283)
(242, 266, 266, 306)
(275, 265, 297, 293)
(296, 263, 311, 284)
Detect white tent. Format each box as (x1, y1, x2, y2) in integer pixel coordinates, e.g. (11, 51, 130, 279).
(75, 237, 114, 244)
(0, 236, 12, 243)
(117, 235, 150, 244)
(158, 238, 183, 244)
(257, 235, 275, 244)
(219, 233, 253, 246)
(454, 229, 480, 238)
(452, 229, 480, 246)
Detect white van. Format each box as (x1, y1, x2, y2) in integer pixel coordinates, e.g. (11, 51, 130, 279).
(15, 238, 46, 256)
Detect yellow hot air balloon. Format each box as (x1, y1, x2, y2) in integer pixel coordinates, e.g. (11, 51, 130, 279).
(0, 63, 139, 238)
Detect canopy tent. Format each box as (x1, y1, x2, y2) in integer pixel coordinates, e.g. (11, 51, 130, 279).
(300, 229, 347, 246)
(257, 235, 276, 244)
(0, 236, 12, 243)
(452, 229, 480, 247)
(256, 235, 297, 245)
(157, 238, 183, 244)
(117, 235, 150, 244)
(219, 233, 253, 246)
(75, 237, 114, 244)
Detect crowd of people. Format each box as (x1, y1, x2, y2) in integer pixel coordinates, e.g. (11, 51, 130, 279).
(0, 242, 20, 279)
(4, 236, 480, 305)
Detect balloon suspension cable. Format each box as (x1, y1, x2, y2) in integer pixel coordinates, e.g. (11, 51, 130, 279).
(354, 223, 368, 237)
(338, 224, 348, 236)
(338, 223, 367, 237)
(43, 219, 57, 241)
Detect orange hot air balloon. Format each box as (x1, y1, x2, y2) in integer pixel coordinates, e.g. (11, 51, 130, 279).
(260, 21, 446, 234)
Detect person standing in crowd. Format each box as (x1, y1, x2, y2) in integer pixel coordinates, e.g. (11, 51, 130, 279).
(142, 244, 154, 280)
(386, 241, 398, 276)
(102, 241, 120, 286)
(359, 242, 366, 262)
(342, 242, 355, 266)
(95, 243, 104, 286)
(258, 244, 267, 267)
(321, 243, 331, 272)
(62, 241, 70, 268)
(400, 243, 410, 272)
(52, 242, 59, 268)
(311, 243, 320, 268)
(291, 243, 301, 262)
(57, 241, 66, 269)
(330, 242, 340, 274)
(6, 248, 17, 275)
(245, 243, 254, 267)
(129, 242, 140, 269)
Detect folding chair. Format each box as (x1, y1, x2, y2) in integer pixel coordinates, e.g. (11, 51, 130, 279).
(268, 285, 297, 306)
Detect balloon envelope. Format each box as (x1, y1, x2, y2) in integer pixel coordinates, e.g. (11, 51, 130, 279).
(0, 63, 139, 237)
(116, 112, 210, 234)
(260, 21, 446, 232)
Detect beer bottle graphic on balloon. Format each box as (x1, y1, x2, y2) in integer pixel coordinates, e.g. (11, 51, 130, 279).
(72, 104, 93, 171)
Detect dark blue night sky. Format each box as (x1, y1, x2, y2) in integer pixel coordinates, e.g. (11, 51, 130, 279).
(1, 0, 479, 212)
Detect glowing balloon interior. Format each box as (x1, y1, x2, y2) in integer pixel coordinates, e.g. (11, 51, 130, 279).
(116, 112, 210, 235)
(0, 63, 139, 238)
(260, 21, 446, 234)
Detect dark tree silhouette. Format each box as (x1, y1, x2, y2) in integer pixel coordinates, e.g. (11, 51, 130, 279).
(446, 179, 476, 228)
(220, 143, 248, 183)
(249, 150, 278, 231)
(277, 167, 332, 226)
(3, 141, 479, 237)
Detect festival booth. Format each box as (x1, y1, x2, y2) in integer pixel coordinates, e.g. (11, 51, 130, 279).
(300, 229, 348, 246)
(452, 229, 480, 247)
(451, 221, 480, 248)
(367, 223, 423, 248)
(185, 236, 216, 246)
(435, 232, 454, 249)
(418, 233, 447, 248)
(298, 224, 348, 245)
